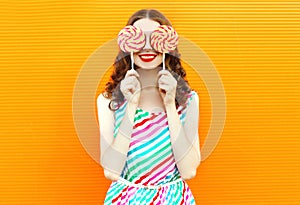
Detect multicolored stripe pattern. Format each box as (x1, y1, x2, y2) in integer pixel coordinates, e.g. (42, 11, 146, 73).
(105, 91, 197, 204)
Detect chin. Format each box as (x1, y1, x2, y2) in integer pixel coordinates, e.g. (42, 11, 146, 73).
(135, 61, 162, 69)
(138, 65, 158, 69)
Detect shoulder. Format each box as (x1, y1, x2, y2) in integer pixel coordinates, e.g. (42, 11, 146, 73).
(97, 92, 111, 110)
(97, 92, 110, 102)
(185, 90, 199, 107)
(178, 90, 199, 113)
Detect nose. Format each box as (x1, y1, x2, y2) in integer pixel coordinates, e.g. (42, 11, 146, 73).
(143, 33, 152, 50)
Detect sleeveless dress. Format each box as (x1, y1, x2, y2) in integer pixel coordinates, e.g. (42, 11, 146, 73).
(104, 90, 197, 204)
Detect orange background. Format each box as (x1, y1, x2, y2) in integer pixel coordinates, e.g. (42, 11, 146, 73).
(1, 1, 300, 204)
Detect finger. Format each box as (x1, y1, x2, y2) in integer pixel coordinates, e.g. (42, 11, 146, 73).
(158, 84, 169, 93)
(159, 88, 166, 95)
(158, 73, 176, 85)
(125, 69, 140, 79)
(131, 77, 141, 89)
(127, 75, 138, 83)
(158, 75, 175, 86)
(158, 79, 168, 87)
(125, 84, 136, 94)
(123, 77, 139, 90)
(158, 77, 168, 85)
(157, 70, 171, 78)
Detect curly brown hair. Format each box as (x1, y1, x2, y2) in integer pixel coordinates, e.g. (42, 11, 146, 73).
(104, 9, 192, 110)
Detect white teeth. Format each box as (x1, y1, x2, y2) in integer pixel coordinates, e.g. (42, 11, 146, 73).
(139, 55, 156, 61)
(140, 56, 155, 59)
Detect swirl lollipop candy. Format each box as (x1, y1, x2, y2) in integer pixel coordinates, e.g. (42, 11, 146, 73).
(118, 25, 146, 52)
(118, 25, 146, 70)
(150, 25, 179, 70)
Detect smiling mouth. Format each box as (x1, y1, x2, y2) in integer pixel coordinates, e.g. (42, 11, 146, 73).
(139, 54, 157, 62)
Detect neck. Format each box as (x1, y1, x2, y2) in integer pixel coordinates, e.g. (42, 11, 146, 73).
(136, 67, 161, 89)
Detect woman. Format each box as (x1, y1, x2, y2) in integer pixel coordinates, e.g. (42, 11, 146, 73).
(97, 9, 201, 204)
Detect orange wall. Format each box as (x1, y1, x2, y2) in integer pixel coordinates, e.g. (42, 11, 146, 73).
(1, 1, 300, 204)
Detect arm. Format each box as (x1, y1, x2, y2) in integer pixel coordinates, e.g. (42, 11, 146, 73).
(97, 94, 138, 181)
(157, 70, 201, 179)
(97, 68, 141, 181)
(165, 92, 201, 180)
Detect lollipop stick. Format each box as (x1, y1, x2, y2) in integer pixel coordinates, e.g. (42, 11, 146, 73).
(163, 52, 165, 70)
(130, 51, 134, 70)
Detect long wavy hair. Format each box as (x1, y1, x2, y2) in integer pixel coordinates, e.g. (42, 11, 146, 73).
(104, 9, 192, 111)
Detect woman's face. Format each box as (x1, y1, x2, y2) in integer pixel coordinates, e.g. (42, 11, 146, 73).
(132, 18, 163, 69)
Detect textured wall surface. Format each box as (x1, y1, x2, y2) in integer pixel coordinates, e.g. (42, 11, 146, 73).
(1, 1, 300, 204)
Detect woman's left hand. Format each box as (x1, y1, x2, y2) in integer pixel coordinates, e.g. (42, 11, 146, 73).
(157, 70, 177, 106)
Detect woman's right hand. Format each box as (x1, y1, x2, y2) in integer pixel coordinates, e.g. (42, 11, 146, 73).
(120, 69, 141, 105)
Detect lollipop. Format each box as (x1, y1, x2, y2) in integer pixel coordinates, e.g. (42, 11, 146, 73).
(150, 25, 179, 70)
(118, 25, 146, 70)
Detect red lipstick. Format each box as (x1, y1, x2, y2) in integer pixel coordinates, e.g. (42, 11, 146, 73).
(139, 54, 157, 62)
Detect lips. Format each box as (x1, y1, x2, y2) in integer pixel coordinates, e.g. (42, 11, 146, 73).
(139, 53, 157, 62)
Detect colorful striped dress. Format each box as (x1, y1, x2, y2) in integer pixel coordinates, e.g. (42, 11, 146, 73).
(104, 91, 197, 204)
